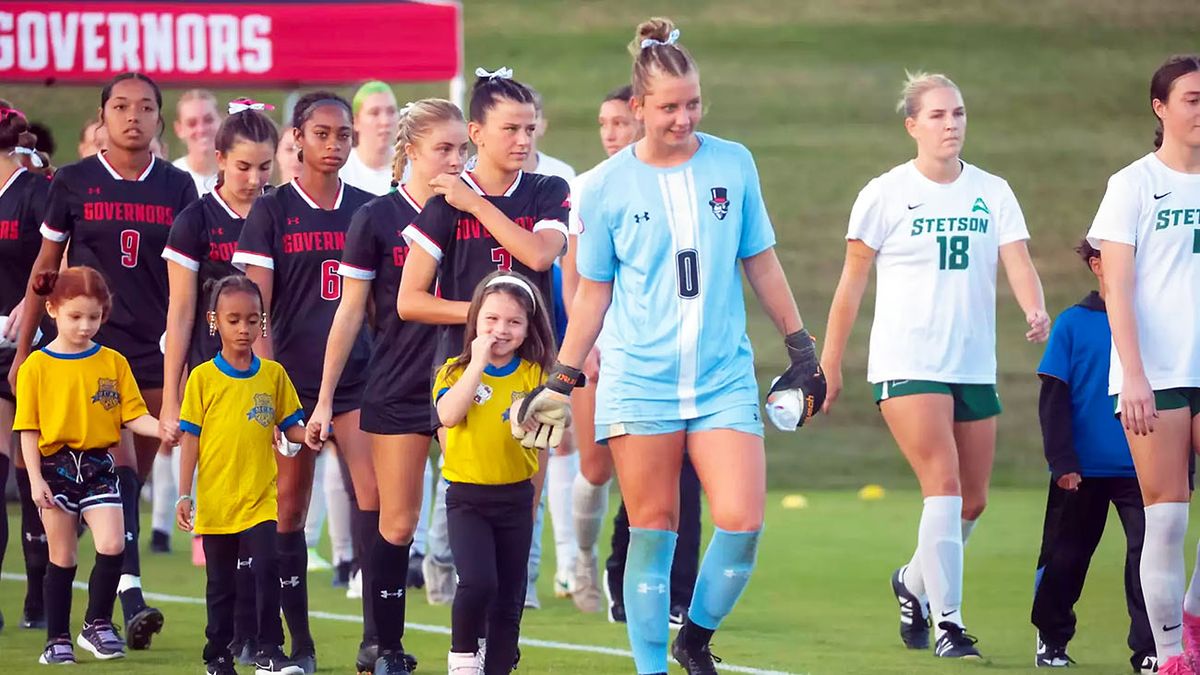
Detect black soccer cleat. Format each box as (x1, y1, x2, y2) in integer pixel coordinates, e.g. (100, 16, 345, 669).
(150, 529, 172, 553)
(373, 648, 416, 674)
(891, 567, 930, 649)
(934, 622, 982, 660)
(407, 553, 426, 589)
(671, 624, 722, 674)
(255, 646, 305, 674)
(356, 642, 379, 674)
(123, 605, 164, 650)
(206, 654, 238, 675)
(289, 648, 317, 674)
(1035, 633, 1074, 668)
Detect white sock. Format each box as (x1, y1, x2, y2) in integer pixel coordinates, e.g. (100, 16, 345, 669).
(572, 473, 609, 554)
(961, 517, 978, 544)
(917, 495, 964, 638)
(324, 454, 354, 564)
(117, 574, 141, 593)
(1144, 502, 1188, 660)
(547, 453, 580, 579)
(304, 452, 328, 549)
(150, 450, 175, 533)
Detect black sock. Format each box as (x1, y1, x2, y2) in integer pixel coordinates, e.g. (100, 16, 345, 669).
(44, 563, 76, 640)
(683, 619, 715, 650)
(114, 466, 146, 616)
(16, 467, 48, 618)
(277, 530, 312, 654)
(85, 552, 123, 623)
(354, 509, 380, 645)
(372, 533, 410, 651)
(0, 454, 9, 576)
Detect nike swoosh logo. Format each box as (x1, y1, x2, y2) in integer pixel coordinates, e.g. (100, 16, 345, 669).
(1154, 192, 1172, 200)
(941, 610, 956, 617)
(1164, 623, 1182, 631)
(908, 203, 923, 210)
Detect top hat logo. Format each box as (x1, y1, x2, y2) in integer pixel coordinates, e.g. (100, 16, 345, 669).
(709, 187, 729, 220)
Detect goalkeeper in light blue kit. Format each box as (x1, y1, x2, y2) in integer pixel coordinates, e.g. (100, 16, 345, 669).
(514, 16, 825, 675)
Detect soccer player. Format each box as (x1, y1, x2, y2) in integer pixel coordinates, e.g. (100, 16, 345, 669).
(172, 90, 221, 196)
(10, 72, 198, 650)
(233, 91, 376, 673)
(821, 71, 1049, 660)
(340, 82, 399, 196)
(561, 85, 702, 621)
(307, 97, 468, 674)
(515, 18, 824, 674)
(1086, 55, 1200, 675)
(1030, 239, 1155, 673)
(275, 126, 303, 185)
(0, 104, 51, 632)
(16, 266, 161, 664)
(175, 275, 306, 675)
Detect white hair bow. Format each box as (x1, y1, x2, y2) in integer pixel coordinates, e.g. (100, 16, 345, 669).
(11, 146, 43, 168)
(399, 101, 416, 117)
(475, 66, 514, 81)
(227, 98, 275, 115)
(641, 29, 681, 49)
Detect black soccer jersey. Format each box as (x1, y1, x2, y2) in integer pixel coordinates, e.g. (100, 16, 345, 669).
(163, 189, 248, 370)
(0, 168, 50, 401)
(40, 152, 198, 387)
(402, 170, 569, 356)
(233, 179, 373, 415)
(339, 187, 438, 435)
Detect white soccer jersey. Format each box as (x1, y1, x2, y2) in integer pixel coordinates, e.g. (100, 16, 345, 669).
(172, 156, 217, 196)
(535, 152, 576, 182)
(568, 166, 597, 236)
(1086, 152, 1200, 395)
(847, 160, 1030, 384)
(339, 150, 393, 196)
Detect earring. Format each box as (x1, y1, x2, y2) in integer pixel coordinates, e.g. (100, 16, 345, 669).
(208, 319, 217, 336)
(260, 314, 268, 338)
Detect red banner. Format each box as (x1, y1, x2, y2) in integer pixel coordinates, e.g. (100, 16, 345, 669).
(0, 1, 461, 85)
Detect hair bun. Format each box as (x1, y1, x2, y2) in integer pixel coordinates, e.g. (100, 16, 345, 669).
(32, 270, 58, 297)
(629, 17, 676, 56)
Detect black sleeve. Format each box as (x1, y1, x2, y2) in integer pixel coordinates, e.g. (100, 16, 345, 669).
(234, 195, 280, 270)
(164, 203, 206, 271)
(404, 196, 453, 262)
(1038, 374, 1081, 479)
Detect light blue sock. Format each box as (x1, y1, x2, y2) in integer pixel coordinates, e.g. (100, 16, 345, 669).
(625, 527, 677, 674)
(688, 527, 762, 629)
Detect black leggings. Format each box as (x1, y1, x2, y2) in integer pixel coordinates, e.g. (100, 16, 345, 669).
(447, 480, 534, 675)
(202, 521, 284, 664)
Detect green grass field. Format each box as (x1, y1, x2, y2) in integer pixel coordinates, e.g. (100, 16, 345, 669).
(3, 492, 1200, 674)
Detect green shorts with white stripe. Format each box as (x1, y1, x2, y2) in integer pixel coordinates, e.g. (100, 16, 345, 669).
(872, 380, 1002, 422)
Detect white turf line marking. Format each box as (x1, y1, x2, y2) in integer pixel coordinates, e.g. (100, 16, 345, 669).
(1, 573, 801, 675)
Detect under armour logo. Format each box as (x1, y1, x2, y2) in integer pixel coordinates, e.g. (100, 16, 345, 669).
(286, 217, 301, 226)
(87, 187, 101, 195)
(723, 568, 751, 579)
(636, 582, 667, 595)
(24, 532, 48, 543)
(280, 576, 301, 588)
(633, 211, 650, 224)
(379, 589, 404, 599)
(125, 532, 134, 542)
(237, 558, 253, 569)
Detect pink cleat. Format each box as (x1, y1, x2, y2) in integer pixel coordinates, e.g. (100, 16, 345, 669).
(1160, 654, 1196, 675)
(1186, 612, 1200, 660)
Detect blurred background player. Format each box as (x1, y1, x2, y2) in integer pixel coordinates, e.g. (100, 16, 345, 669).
(10, 72, 199, 651)
(171, 90, 221, 196)
(0, 103, 52, 632)
(822, 71, 1049, 660)
(1085, 55, 1200, 675)
(340, 81, 399, 196)
(561, 85, 702, 622)
(276, 126, 304, 185)
(77, 117, 107, 160)
(1030, 238, 1155, 672)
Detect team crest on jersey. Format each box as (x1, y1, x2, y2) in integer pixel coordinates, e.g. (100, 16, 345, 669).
(474, 383, 493, 405)
(246, 393, 275, 427)
(709, 187, 729, 220)
(972, 197, 990, 215)
(91, 378, 121, 411)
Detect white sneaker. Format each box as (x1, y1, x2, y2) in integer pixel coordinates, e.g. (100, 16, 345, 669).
(346, 569, 362, 600)
(447, 651, 482, 675)
(306, 548, 332, 572)
(424, 556, 456, 605)
(571, 551, 603, 613)
(524, 581, 540, 609)
(553, 572, 574, 599)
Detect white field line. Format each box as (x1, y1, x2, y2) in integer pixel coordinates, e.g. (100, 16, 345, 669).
(1, 573, 801, 674)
